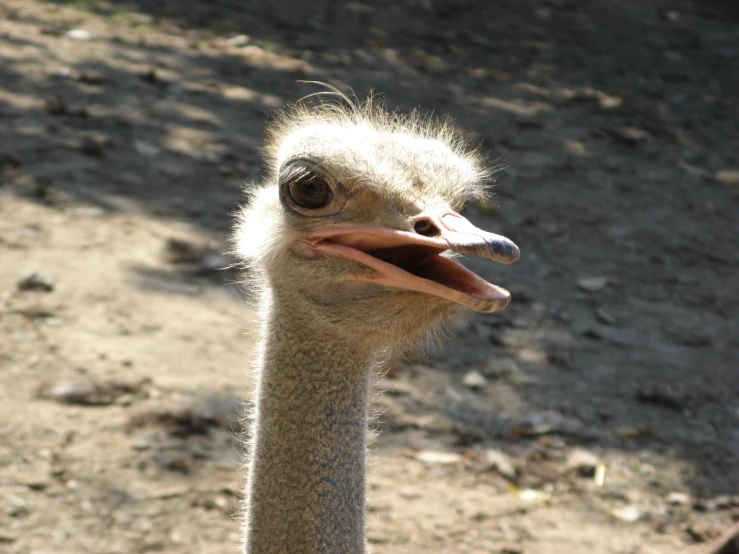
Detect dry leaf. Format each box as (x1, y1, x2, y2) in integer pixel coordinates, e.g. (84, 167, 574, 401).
(715, 170, 739, 185)
(615, 425, 655, 439)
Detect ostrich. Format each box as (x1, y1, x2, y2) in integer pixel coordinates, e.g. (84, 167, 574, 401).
(233, 89, 519, 554)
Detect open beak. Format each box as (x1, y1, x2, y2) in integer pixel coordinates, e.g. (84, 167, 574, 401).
(305, 211, 519, 313)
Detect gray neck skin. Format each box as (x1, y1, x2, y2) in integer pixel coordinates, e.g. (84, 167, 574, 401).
(243, 297, 373, 554)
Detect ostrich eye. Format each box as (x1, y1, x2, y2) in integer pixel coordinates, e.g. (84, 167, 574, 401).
(280, 160, 346, 216)
(288, 174, 332, 209)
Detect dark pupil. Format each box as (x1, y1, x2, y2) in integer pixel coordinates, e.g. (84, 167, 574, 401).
(290, 175, 331, 209)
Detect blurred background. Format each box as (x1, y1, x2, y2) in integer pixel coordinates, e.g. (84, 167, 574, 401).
(1, 0, 738, 552)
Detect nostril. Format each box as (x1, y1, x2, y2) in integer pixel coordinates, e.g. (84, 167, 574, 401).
(414, 218, 441, 237)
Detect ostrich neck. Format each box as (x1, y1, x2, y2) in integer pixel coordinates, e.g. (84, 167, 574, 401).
(244, 297, 374, 554)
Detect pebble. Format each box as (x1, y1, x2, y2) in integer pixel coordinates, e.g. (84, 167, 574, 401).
(398, 487, 422, 500)
(605, 126, 649, 145)
(44, 95, 67, 115)
(226, 34, 250, 47)
(577, 276, 608, 292)
(66, 29, 92, 40)
(344, 2, 374, 13)
(133, 140, 160, 156)
(666, 491, 690, 505)
(480, 358, 519, 379)
(609, 505, 648, 522)
(146, 484, 191, 500)
(663, 10, 680, 22)
(695, 495, 737, 512)
(636, 382, 684, 412)
(69, 206, 106, 218)
(76, 69, 106, 84)
(482, 448, 516, 479)
(461, 370, 487, 391)
(78, 136, 106, 158)
(413, 450, 463, 466)
(17, 271, 55, 292)
(515, 488, 550, 502)
(565, 449, 599, 477)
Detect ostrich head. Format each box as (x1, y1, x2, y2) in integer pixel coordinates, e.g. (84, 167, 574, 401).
(235, 92, 519, 349)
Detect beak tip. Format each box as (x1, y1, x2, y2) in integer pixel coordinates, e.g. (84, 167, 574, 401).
(509, 247, 521, 263)
(478, 287, 512, 312)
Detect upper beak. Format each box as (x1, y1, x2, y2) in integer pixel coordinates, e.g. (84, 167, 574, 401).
(304, 210, 520, 313)
(419, 211, 520, 264)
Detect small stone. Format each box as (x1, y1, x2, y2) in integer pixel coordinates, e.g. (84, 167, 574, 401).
(599, 95, 623, 109)
(577, 276, 608, 292)
(69, 206, 105, 218)
(482, 449, 516, 479)
(45, 95, 67, 115)
(686, 521, 724, 543)
(666, 491, 690, 505)
(134, 140, 160, 156)
(226, 34, 250, 47)
(344, 2, 374, 13)
(413, 450, 463, 466)
(139, 68, 163, 85)
(664, 10, 680, 22)
(78, 136, 106, 158)
(480, 358, 518, 379)
(163, 454, 192, 474)
(17, 271, 55, 292)
(695, 495, 734, 512)
(461, 370, 487, 391)
(562, 139, 589, 157)
(148, 484, 190, 500)
(131, 436, 153, 451)
(66, 29, 92, 40)
(115, 393, 134, 406)
(609, 505, 648, 522)
(76, 69, 106, 84)
(566, 449, 599, 477)
(605, 126, 649, 145)
(516, 488, 550, 502)
(398, 486, 422, 500)
(636, 382, 684, 412)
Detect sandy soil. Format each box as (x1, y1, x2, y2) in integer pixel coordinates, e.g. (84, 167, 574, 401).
(1, 0, 738, 552)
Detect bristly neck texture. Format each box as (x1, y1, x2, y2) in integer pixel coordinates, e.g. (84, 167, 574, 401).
(243, 293, 374, 554)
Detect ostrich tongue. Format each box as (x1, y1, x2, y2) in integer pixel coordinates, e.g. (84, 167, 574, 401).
(308, 212, 520, 313)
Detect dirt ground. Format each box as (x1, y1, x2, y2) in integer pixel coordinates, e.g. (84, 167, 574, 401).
(1, 0, 738, 552)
